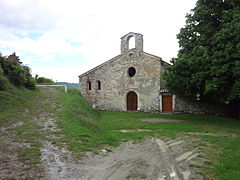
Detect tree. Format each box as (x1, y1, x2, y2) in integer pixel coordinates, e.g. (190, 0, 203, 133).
(164, 0, 240, 105)
(0, 52, 36, 90)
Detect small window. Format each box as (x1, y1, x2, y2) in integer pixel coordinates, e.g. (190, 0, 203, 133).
(128, 67, 136, 77)
(87, 81, 91, 90)
(97, 80, 101, 90)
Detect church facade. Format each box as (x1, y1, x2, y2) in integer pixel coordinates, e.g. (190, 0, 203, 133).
(78, 32, 174, 112)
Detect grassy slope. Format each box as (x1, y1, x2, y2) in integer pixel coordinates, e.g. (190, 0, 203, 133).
(1, 87, 240, 180)
(0, 88, 38, 124)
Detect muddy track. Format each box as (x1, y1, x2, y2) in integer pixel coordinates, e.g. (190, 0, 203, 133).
(0, 87, 202, 180)
(72, 138, 202, 180)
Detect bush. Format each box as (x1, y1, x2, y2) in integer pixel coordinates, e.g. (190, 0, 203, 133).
(25, 76, 36, 90)
(35, 75, 55, 85)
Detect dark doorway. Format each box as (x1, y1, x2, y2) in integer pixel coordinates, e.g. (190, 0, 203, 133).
(127, 91, 138, 111)
(162, 95, 172, 112)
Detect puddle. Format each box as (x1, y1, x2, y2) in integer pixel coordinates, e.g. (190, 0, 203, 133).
(185, 132, 236, 137)
(116, 129, 154, 133)
(140, 118, 185, 123)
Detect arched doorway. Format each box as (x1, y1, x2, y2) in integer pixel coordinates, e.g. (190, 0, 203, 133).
(127, 91, 138, 111)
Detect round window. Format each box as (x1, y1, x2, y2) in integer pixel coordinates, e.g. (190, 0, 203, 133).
(129, 52, 134, 58)
(128, 67, 136, 77)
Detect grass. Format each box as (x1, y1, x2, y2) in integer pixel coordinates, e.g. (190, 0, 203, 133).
(0, 88, 39, 125)
(56, 88, 106, 154)
(197, 136, 240, 180)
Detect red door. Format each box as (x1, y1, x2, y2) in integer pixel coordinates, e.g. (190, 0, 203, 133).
(127, 91, 138, 111)
(162, 95, 172, 112)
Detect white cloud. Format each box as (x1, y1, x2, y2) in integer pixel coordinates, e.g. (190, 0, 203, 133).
(0, 0, 57, 31)
(0, 0, 197, 82)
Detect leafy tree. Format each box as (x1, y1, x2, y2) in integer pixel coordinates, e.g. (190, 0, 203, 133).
(164, 0, 240, 105)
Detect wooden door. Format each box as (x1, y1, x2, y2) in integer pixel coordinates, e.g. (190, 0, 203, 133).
(127, 91, 138, 111)
(162, 95, 172, 112)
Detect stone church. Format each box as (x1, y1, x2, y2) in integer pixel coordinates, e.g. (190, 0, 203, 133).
(78, 32, 175, 112)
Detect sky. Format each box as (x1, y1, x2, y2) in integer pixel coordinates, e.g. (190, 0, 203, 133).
(0, 0, 197, 83)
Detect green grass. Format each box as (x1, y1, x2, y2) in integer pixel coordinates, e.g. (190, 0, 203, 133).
(56, 88, 108, 154)
(197, 136, 240, 180)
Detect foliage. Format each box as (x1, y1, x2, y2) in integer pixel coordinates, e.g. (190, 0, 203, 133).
(0, 64, 10, 90)
(164, 0, 240, 104)
(0, 52, 36, 90)
(35, 75, 55, 85)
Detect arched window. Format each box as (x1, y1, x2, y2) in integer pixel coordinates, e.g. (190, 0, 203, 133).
(128, 36, 135, 49)
(97, 80, 101, 90)
(87, 81, 91, 90)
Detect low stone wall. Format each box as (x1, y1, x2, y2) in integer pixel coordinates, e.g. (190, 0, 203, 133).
(174, 96, 229, 116)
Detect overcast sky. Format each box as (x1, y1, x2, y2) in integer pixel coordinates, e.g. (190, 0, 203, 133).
(0, 0, 197, 83)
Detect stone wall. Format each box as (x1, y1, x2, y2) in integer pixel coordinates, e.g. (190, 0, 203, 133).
(174, 95, 229, 116)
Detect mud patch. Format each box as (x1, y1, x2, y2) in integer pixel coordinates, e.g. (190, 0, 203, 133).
(116, 129, 154, 133)
(185, 132, 236, 137)
(140, 118, 185, 123)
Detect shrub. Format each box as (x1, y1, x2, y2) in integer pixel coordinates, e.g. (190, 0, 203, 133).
(35, 75, 55, 85)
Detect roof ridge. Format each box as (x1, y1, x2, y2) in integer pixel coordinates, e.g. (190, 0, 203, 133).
(78, 54, 121, 78)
